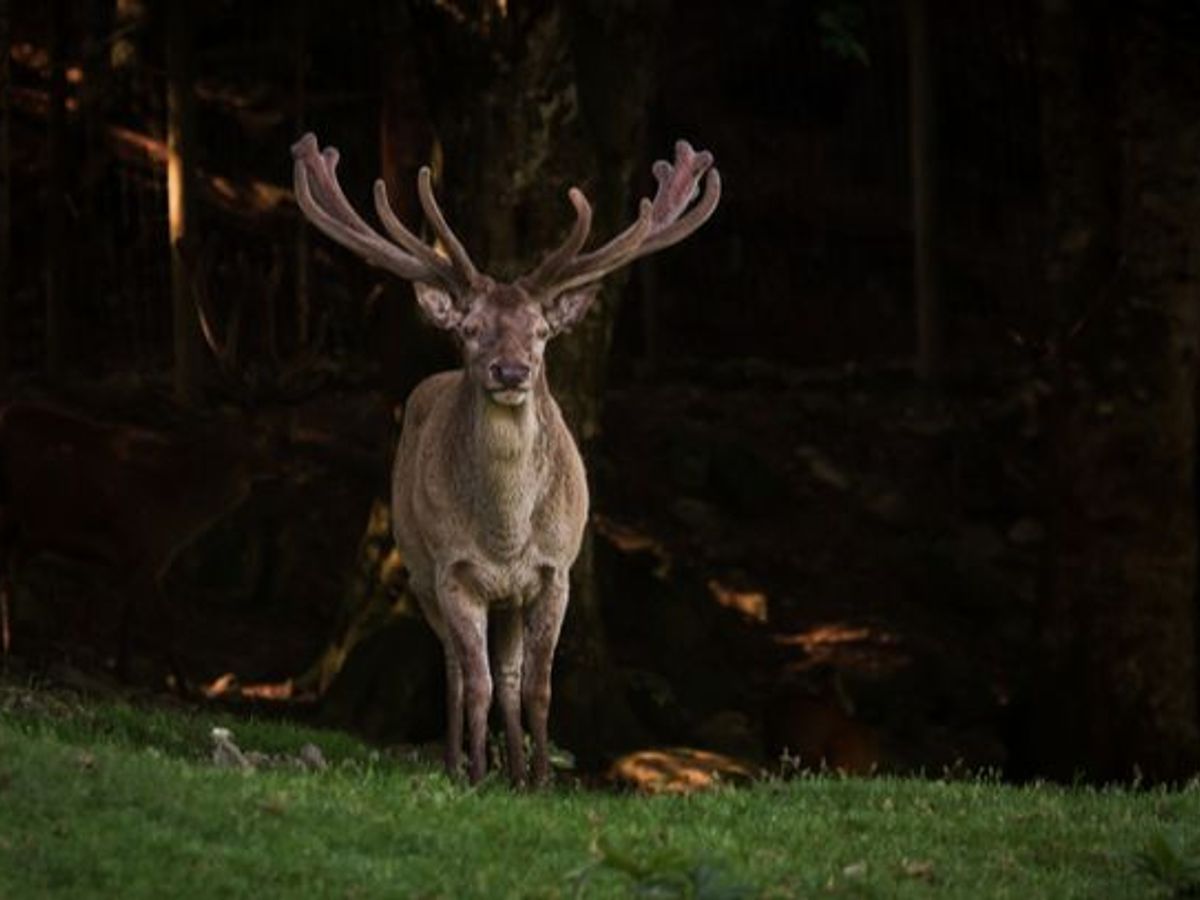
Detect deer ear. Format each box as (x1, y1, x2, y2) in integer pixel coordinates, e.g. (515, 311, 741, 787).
(544, 287, 599, 335)
(414, 282, 465, 330)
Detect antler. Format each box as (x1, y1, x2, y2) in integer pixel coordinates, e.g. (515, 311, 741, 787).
(521, 140, 721, 297)
(291, 133, 479, 295)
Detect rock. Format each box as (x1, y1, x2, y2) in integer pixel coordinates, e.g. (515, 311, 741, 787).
(210, 727, 253, 770)
(299, 743, 328, 771)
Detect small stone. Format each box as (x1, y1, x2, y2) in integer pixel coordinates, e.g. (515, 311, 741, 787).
(299, 743, 328, 771)
(901, 859, 936, 880)
(210, 727, 253, 771)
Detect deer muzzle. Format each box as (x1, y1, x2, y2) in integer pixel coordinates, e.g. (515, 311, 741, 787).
(488, 363, 532, 404)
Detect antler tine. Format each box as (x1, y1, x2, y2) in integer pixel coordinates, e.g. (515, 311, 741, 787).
(291, 133, 449, 286)
(528, 140, 720, 299)
(373, 179, 463, 288)
(635, 166, 721, 258)
(521, 187, 594, 291)
(417, 167, 480, 287)
(547, 200, 655, 294)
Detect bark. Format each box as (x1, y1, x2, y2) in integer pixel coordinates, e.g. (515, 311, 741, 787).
(111, 0, 144, 72)
(45, 0, 67, 378)
(1031, 0, 1200, 782)
(0, 0, 10, 376)
(293, 0, 311, 348)
(906, 0, 939, 383)
(410, 0, 664, 761)
(378, 2, 449, 399)
(166, 0, 204, 405)
(80, 0, 112, 344)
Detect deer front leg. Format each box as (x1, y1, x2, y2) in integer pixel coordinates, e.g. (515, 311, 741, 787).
(492, 606, 525, 785)
(523, 569, 569, 787)
(439, 570, 491, 784)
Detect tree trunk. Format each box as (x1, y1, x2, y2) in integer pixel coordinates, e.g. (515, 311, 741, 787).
(293, 0, 311, 349)
(411, 0, 664, 762)
(906, 0, 939, 383)
(1030, 0, 1200, 782)
(378, 2, 448, 400)
(45, 0, 67, 378)
(166, 0, 204, 405)
(111, 0, 144, 72)
(0, 0, 10, 376)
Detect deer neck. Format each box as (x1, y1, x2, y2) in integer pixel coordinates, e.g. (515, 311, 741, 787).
(453, 375, 549, 557)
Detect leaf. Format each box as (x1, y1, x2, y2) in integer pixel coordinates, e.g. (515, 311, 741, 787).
(842, 861, 868, 879)
(901, 858, 936, 881)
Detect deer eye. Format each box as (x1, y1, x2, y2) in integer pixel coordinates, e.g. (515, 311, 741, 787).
(461, 322, 480, 340)
(535, 324, 550, 341)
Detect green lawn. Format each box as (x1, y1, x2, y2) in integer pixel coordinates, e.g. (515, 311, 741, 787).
(0, 683, 1197, 898)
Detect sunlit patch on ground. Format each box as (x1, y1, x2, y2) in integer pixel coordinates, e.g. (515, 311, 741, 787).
(774, 623, 908, 674)
(201, 673, 304, 702)
(607, 747, 762, 794)
(706, 579, 768, 623)
(593, 514, 673, 578)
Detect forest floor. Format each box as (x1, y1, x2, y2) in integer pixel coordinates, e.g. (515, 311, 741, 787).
(593, 359, 1043, 780)
(2, 358, 1046, 782)
(2, 681, 1197, 899)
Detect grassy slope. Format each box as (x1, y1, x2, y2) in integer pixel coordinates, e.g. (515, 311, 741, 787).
(0, 686, 1197, 899)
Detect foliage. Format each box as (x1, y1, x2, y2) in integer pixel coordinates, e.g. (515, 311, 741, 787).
(817, 1, 869, 66)
(568, 834, 756, 899)
(2, 684, 1200, 898)
(1133, 832, 1200, 897)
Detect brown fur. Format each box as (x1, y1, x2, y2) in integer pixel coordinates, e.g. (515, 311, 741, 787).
(393, 349, 588, 785)
(291, 132, 720, 785)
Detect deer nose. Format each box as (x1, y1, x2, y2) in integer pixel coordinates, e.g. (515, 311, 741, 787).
(490, 362, 531, 389)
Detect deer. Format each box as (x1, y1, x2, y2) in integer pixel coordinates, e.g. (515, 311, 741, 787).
(291, 132, 720, 784)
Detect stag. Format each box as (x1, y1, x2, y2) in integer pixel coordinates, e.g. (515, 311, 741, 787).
(292, 132, 719, 784)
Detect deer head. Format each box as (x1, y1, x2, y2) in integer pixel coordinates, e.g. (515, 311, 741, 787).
(291, 133, 720, 406)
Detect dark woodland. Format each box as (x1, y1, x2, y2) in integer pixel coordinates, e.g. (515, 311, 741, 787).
(1, 0, 1198, 787)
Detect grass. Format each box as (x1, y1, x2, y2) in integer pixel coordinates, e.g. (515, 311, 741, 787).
(1, 682, 1198, 898)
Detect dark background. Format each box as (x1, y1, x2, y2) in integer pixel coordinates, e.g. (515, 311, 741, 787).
(1, 0, 1197, 785)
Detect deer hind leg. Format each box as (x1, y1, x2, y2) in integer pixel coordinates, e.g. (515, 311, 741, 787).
(440, 572, 491, 784)
(442, 644, 464, 777)
(523, 569, 569, 787)
(492, 605, 525, 786)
